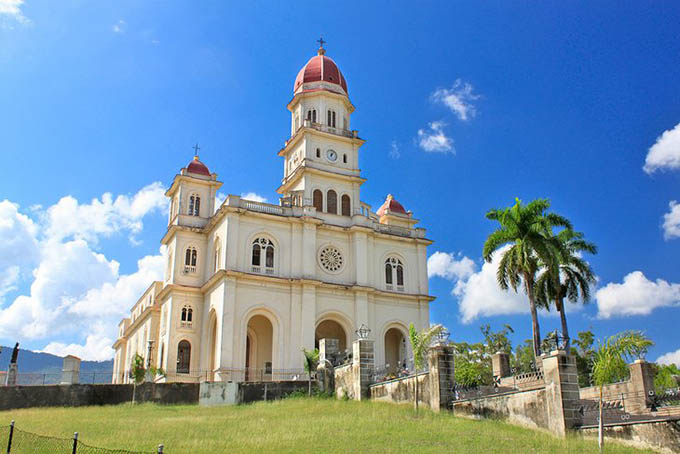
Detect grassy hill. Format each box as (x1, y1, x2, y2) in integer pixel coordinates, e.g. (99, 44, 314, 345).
(0, 398, 653, 453)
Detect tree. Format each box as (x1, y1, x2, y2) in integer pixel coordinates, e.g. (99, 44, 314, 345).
(572, 330, 596, 387)
(408, 323, 444, 412)
(302, 348, 319, 397)
(535, 229, 597, 351)
(128, 353, 165, 404)
(483, 198, 571, 357)
(591, 331, 653, 453)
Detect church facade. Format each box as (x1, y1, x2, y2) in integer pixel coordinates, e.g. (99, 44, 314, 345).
(112, 45, 435, 384)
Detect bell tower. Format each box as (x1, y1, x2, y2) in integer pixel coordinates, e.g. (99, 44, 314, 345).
(277, 41, 365, 216)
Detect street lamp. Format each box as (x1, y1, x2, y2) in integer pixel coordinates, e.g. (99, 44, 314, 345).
(355, 324, 371, 340)
(437, 327, 450, 345)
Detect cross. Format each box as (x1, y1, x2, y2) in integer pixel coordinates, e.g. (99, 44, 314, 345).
(317, 37, 326, 48)
(192, 143, 200, 156)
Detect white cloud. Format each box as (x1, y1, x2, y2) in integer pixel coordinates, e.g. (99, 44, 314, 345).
(389, 140, 400, 159)
(0, 0, 29, 24)
(241, 192, 267, 203)
(0, 183, 168, 360)
(215, 192, 226, 213)
(657, 348, 680, 367)
(427, 252, 476, 281)
(43, 182, 167, 245)
(595, 271, 680, 319)
(431, 79, 480, 121)
(644, 122, 680, 174)
(112, 19, 126, 34)
(662, 200, 680, 240)
(417, 121, 454, 153)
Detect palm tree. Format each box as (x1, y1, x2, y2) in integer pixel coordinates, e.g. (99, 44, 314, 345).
(535, 229, 597, 351)
(483, 198, 571, 357)
(302, 348, 319, 397)
(591, 331, 653, 453)
(408, 323, 444, 412)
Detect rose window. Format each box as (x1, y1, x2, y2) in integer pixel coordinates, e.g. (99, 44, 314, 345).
(319, 246, 343, 272)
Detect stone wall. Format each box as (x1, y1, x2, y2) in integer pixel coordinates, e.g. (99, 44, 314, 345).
(334, 364, 356, 400)
(579, 420, 680, 453)
(238, 381, 311, 404)
(453, 388, 550, 430)
(369, 372, 431, 408)
(0, 382, 199, 411)
(579, 360, 655, 414)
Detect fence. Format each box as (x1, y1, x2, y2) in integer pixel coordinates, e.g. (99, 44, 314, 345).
(1, 421, 163, 453)
(11, 373, 116, 386)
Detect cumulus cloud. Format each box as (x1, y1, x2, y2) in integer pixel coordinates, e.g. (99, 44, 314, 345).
(427, 252, 476, 281)
(662, 200, 680, 240)
(241, 192, 267, 203)
(43, 182, 167, 245)
(431, 79, 480, 121)
(0, 0, 29, 25)
(657, 348, 680, 367)
(0, 183, 168, 360)
(644, 122, 680, 174)
(417, 121, 454, 153)
(595, 271, 680, 318)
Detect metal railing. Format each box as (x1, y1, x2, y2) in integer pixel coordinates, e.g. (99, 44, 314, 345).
(2, 421, 163, 453)
(240, 200, 285, 216)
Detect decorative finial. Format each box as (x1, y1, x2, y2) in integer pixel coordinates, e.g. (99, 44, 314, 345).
(317, 36, 326, 55)
(387, 194, 394, 200)
(192, 143, 200, 159)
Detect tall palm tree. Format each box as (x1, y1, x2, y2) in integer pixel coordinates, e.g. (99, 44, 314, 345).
(535, 229, 597, 351)
(591, 331, 653, 453)
(408, 323, 444, 412)
(483, 198, 571, 357)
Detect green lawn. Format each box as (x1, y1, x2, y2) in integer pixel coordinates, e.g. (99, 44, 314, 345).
(0, 398, 652, 453)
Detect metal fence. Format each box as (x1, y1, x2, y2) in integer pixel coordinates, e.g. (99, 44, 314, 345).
(11, 373, 117, 386)
(1, 421, 163, 453)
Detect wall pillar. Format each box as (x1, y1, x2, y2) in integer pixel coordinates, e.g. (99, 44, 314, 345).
(491, 352, 511, 378)
(542, 349, 580, 437)
(5, 364, 17, 387)
(428, 345, 455, 412)
(317, 338, 339, 394)
(60, 355, 81, 385)
(629, 359, 656, 413)
(352, 338, 374, 400)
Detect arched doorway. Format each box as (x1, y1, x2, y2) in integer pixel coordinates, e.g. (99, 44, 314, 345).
(245, 314, 273, 381)
(208, 311, 217, 381)
(384, 328, 407, 371)
(177, 340, 191, 374)
(315, 319, 348, 352)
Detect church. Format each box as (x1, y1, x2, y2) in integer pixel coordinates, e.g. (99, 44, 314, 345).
(112, 43, 435, 384)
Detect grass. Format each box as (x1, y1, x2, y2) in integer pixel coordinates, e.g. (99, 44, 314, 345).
(0, 397, 654, 453)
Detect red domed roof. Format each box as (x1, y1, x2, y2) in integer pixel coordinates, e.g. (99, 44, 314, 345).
(377, 194, 407, 216)
(294, 48, 348, 95)
(186, 156, 211, 176)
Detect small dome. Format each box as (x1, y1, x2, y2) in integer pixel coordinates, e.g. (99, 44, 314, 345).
(294, 48, 348, 95)
(376, 194, 407, 216)
(186, 156, 211, 177)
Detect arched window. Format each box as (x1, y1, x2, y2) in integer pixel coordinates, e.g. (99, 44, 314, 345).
(343, 154, 347, 164)
(184, 247, 197, 273)
(177, 340, 191, 374)
(316, 148, 321, 158)
(326, 190, 337, 214)
(313, 189, 323, 212)
(251, 238, 275, 274)
(307, 109, 317, 123)
(341, 195, 351, 216)
(385, 257, 405, 291)
(327, 109, 336, 127)
(188, 195, 201, 216)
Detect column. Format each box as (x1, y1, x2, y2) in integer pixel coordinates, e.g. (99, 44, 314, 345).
(428, 345, 455, 412)
(61, 355, 81, 385)
(629, 359, 656, 413)
(301, 284, 316, 351)
(542, 350, 580, 437)
(352, 338, 375, 400)
(352, 231, 368, 287)
(491, 352, 511, 378)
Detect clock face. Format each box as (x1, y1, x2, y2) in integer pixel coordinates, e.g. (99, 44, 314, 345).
(326, 149, 338, 162)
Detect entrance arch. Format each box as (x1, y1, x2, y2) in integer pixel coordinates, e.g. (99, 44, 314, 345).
(315, 319, 349, 352)
(245, 314, 273, 381)
(384, 327, 407, 371)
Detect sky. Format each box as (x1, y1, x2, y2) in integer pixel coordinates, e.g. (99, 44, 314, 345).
(1, 1, 679, 364)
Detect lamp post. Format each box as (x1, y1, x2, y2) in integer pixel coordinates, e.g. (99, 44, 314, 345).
(437, 327, 450, 345)
(355, 324, 371, 340)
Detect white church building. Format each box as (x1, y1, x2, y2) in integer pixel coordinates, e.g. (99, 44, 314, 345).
(112, 44, 435, 383)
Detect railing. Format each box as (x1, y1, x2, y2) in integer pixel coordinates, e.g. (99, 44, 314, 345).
(251, 266, 275, 275)
(374, 224, 412, 238)
(7, 372, 117, 386)
(241, 200, 285, 216)
(183, 265, 196, 274)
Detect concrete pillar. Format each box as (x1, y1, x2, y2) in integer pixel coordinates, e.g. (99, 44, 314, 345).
(319, 338, 339, 364)
(61, 355, 81, 385)
(542, 350, 580, 437)
(5, 364, 17, 386)
(317, 338, 338, 395)
(491, 352, 511, 378)
(352, 338, 374, 400)
(428, 345, 455, 412)
(629, 359, 656, 412)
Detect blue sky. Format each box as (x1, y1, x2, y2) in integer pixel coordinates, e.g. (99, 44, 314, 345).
(1, 1, 679, 362)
